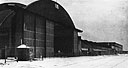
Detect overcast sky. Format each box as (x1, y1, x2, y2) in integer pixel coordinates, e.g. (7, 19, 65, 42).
(0, 0, 128, 50)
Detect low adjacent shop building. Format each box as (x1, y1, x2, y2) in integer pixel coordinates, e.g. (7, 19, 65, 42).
(81, 39, 123, 56)
(93, 42, 123, 55)
(0, 0, 82, 59)
(81, 40, 93, 56)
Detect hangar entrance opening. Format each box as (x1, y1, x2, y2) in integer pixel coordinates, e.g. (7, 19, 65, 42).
(54, 24, 74, 57)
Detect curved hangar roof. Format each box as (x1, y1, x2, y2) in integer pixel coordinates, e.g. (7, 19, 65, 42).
(0, 3, 26, 10)
(0, 3, 26, 27)
(27, 0, 75, 29)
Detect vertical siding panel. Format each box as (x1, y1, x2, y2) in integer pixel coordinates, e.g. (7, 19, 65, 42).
(46, 20, 54, 57)
(35, 16, 45, 58)
(73, 30, 78, 56)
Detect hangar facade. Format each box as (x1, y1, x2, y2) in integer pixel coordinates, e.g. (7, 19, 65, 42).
(0, 0, 82, 59)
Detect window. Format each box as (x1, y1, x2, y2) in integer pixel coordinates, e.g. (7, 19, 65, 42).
(55, 4, 59, 9)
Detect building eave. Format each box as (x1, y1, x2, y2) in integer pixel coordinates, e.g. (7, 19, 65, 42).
(75, 28, 83, 32)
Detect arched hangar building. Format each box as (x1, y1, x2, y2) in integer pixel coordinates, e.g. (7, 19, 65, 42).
(0, 0, 82, 59)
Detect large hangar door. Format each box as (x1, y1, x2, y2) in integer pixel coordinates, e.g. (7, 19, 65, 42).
(54, 24, 74, 57)
(0, 9, 15, 58)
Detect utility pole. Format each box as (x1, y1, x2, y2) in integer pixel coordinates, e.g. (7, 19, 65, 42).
(4, 46, 7, 64)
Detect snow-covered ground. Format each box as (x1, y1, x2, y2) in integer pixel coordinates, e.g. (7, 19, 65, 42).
(0, 54, 128, 68)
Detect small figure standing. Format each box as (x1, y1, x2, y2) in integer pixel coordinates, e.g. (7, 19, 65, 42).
(29, 50, 33, 62)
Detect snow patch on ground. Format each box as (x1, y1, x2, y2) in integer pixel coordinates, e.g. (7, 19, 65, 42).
(0, 54, 128, 68)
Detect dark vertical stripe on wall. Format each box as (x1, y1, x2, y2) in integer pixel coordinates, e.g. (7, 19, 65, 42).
(15, 8, 24, 57)
(11, 10, 17, 57)
(44, 19, 46, 58)
(72, 30, 74, 56)
(34, 15, 36, 58)
(11, 15, 16, 56)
